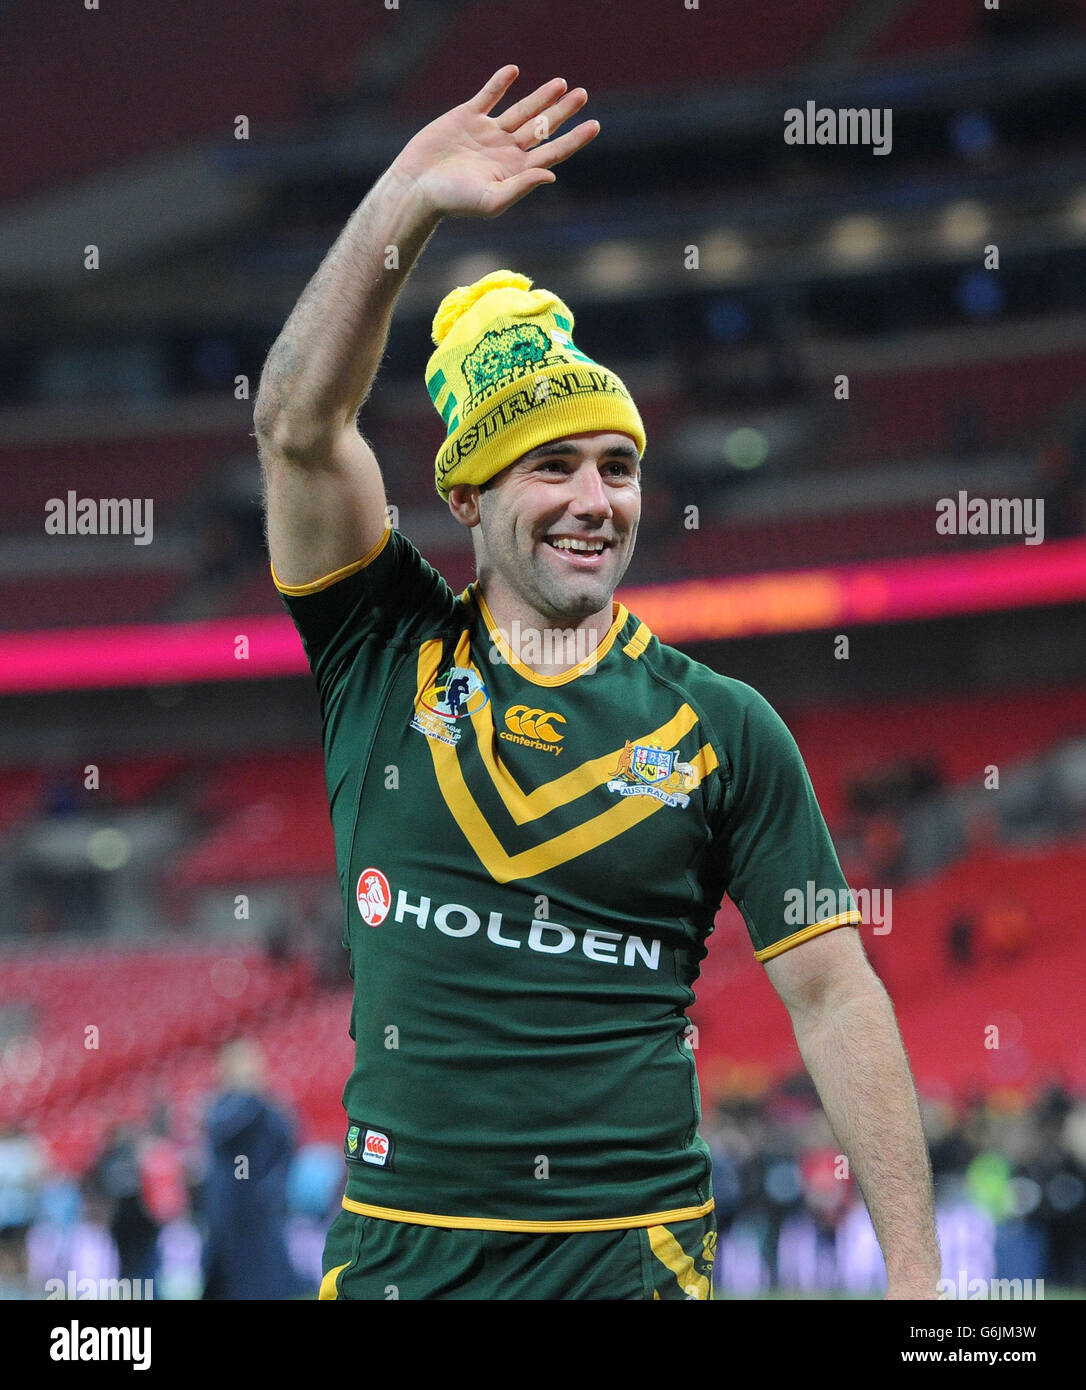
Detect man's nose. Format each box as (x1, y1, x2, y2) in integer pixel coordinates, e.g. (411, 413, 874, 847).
(570, 464, 612, 517)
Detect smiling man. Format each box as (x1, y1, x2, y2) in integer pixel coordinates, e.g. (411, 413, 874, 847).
(460, 432, 641, 625)
(254, 66, 940, 1301)
(429, 268, 647, 672)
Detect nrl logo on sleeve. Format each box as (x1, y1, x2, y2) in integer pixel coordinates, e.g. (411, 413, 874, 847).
(606, 741, 695, 809)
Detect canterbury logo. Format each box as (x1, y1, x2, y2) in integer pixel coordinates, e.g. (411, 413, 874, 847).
(504, 705, 566, 743)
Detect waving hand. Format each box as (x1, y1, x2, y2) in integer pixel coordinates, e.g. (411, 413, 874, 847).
(393, 66, 599, 219)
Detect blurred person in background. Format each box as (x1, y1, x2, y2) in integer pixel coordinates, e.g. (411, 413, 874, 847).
(200, 1038, 307, 1300)
(0, 1122, 47, 1297)
(87, 1123, 160, 1292)
(140, 1105, 189, 1231)
(1050, 1093, 1086, 1287)
(27, 1179, 119, 1301)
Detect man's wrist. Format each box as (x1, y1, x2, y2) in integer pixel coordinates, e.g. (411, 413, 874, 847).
(382, 160, 444, 233)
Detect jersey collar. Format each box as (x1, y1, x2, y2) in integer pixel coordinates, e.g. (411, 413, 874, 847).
(467, 584, 630, 688)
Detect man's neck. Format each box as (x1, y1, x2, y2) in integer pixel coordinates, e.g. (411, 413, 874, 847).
(476, 579, 617, 678)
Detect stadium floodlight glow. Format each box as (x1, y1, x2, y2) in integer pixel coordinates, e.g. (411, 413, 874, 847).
(446, 252, 504, 289)
(827, 215, 885, 265)
(583, 240, 643, 292)
(939, 200, 990, 249)
(1066, 189, 1086, 236)
(2, 541, 1084, 693)
(699, 231, 751, 279)
(722, 427, 769, 470)
(86, 827, 132, 871)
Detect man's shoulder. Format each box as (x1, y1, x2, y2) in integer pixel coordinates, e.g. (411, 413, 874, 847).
(627, 616, 776, 728)
(277, 525, 470, 674)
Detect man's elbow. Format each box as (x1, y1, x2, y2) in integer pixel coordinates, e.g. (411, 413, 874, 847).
(253, 399, 332, 470)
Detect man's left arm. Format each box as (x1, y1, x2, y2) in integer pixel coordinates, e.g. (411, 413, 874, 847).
(763, 925, 942, 1299)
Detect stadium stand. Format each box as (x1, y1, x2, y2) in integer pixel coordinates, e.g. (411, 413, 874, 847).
(0, 1, 391, 201)
(396, 0, 855, 118)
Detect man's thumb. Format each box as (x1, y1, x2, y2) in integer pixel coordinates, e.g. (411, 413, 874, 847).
(486, 167, 555, 216)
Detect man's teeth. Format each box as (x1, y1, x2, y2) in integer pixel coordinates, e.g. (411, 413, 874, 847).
(549, 538, 605, 552)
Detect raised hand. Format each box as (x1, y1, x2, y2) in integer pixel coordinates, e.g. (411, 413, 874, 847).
(392, 66, 599, 220)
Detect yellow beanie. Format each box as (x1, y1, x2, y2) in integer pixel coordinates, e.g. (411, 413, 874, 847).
(425, 269, 646, 500)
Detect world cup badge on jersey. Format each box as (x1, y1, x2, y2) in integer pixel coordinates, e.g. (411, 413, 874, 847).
(410, 664, 489, 747)
(606, 740, 695, 809)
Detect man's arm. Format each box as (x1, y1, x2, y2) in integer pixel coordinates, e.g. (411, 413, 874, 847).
(763, 926, 942, 1299)
(253, 65, 598, 588)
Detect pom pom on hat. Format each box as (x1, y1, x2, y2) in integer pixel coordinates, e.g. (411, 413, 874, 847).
(431, 269, 534, 346)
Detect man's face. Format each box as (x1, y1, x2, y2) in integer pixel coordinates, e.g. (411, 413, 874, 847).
(457, 431, 642, 623)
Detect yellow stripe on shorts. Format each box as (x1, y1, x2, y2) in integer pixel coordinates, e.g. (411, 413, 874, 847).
(319, 1262, 349, 1301)
(648, 1225, 713, 1301)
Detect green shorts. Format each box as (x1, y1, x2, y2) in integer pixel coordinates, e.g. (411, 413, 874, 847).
(319, 1206, 717, 1301)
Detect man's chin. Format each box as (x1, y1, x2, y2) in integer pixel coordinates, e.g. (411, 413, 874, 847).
(540, 576, 614, 623)
(528, 545, 630, 622)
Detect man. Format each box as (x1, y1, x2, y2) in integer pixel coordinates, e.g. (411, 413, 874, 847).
(254, 66, 940, 1301)
(201, 1040, 307, 1300)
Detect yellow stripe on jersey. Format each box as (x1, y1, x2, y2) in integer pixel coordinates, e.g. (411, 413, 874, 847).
(481, 702, 704, 821)
(341, 1195, 715, 1233)
(432, 741, 718, 884)
(753, 910, 863, 962)
(432, 732, 668, 883)
(417, 638, 711, 825)
(271, 518, 391, 595)
(413, 643, 719, 882)
(622, 621, 652, 660)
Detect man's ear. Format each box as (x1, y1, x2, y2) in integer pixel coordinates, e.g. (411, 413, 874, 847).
(447, 483, 482, 529)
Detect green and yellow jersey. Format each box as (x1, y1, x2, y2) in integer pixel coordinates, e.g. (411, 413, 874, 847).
(276, 523, 859, 1232)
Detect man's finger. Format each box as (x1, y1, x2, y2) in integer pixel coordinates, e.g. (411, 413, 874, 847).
(495, 76, 568, 133)
(468, 65, 520, 115)
(524, 119, 600, 170)
(512, 87, 588, 150)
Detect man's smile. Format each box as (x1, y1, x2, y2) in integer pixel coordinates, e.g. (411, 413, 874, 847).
(541, 533, 614, 566)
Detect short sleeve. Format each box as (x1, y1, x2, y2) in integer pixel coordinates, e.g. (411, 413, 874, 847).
(709, 689, 860, 962)
(274, 524, 460, 704)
